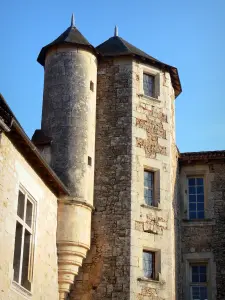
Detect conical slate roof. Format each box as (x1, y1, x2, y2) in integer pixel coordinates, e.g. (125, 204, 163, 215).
(37, 17, 95, 66)
(96, 35, 182, 98)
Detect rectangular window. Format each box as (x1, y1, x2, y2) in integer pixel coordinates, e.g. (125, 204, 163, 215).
(188, 177, 204, 219)
(143, 251, 155, 279)
(143, 73, 155, 97)
(190, 264, 208, 300)
(13, 188, 35, 291)
(144, 170, 155, 206)
(90, 81, 94, 92)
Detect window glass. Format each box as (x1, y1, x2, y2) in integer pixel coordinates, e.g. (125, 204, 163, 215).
(17, 191, 25, 220)
(13, 188, 35, 291)
(190, 264, 208, 300)
(143, 251, 155, 279)
(144, 171, 154, 206)
(13, 222, 23, 282)
(26, 199, 33, 227)
(143, 74, 154, 97)
(188, 177, 204, 219)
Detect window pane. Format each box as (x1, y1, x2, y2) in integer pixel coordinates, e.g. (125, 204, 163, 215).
(13, 222, 23, 282)
(189, 195, 197, 202)
(197, 203, 204, 211)
(197, 186, 204, 194)
(21, 230, 31, 291)
(197, 195, 204, 202)
(189, 203, 196, 211)
(190, 211, 197, 219)
(192, 286, 208, 300)
(200, 266, 206, 273)
(143, 74, 154, 97)
(17, 191, 25, 219)
(143, 251, 154, 279)
(198, 211, 204, 219)
(26, 199, 33, 228)
(192, 266, 198, 274)
(192, 274, 199, 282)
(144, 171, 154, 206)
(191, 265, 207, 283)
(200, 274, 207, 282)
(197, 178, 204, 185)
(189, 186, 196, 194)
(188, 178, 196, 186)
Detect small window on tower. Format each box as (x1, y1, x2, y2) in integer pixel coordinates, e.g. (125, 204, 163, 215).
(143, 73, 155, 97)
(88, 156, 92, 166)
(144, 170, 155, 206)
(143, 251, 155, 279)
(90, 81, 94, 92)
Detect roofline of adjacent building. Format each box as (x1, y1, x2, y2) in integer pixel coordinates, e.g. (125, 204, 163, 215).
(0, 93, 70, 197)
(179, 150, 225, 162)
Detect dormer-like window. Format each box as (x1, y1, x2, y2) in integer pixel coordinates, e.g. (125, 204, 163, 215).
(143, 73, 155, 97)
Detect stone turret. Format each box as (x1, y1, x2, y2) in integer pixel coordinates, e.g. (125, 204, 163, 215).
(36, 15, 97, 299)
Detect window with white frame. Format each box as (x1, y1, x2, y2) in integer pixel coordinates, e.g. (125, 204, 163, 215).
(143, 73, 155, 97)
(13, 188, 36, 291)
(190, 263, 208, 300)
(188, 177, 204, 219)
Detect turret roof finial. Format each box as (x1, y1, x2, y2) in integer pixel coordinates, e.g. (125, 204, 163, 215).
(71, 13, 75, 27)
(114, 25, 118, 37)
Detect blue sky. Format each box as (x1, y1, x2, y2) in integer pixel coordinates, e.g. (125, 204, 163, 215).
(0, 0, 224, 152)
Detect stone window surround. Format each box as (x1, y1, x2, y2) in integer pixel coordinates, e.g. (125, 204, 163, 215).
(140, 246, 161, 282)
(180, 166, 210, 221)
(183, 252, 216, 300)
(137, 64, 161, 102)
(143, 165, 160, 209)
(11, 184, 37, 298)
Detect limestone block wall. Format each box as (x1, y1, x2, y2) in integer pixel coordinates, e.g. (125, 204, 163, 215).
(179, 161, 225, 299)
(130, 61, 177, 299)
(41, 46, 97, 298)
(0, 133, 58, 300)
(69, 57, 133, 300)
(42, 46, 97, 202)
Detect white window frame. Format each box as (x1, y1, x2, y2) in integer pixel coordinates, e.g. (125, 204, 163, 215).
(12, 185, 36, 293)
(189, 262, 208, 300)
(187, 176, 205, 220)
(183, 253, 216, 300)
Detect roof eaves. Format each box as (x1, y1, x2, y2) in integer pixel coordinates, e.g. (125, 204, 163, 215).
(179, 150, 225, 162)
(0, 94, 70, 197)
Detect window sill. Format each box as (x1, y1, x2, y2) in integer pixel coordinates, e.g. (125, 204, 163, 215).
(141, 204, 161, 211)
(138, 93, 161, 103)
(11, 281, 32, 298)
(137, 277, 165, 285)
(182, 219, 215, 226)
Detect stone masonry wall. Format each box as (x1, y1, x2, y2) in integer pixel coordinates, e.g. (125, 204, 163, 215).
(130, 61, 177, 300)
(42, 46, 97, 203)
(0, 133, 59, 300)
(69, 57, 133, 300)
(211, 163, 225, 299)
(179, 162, 225, 299)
